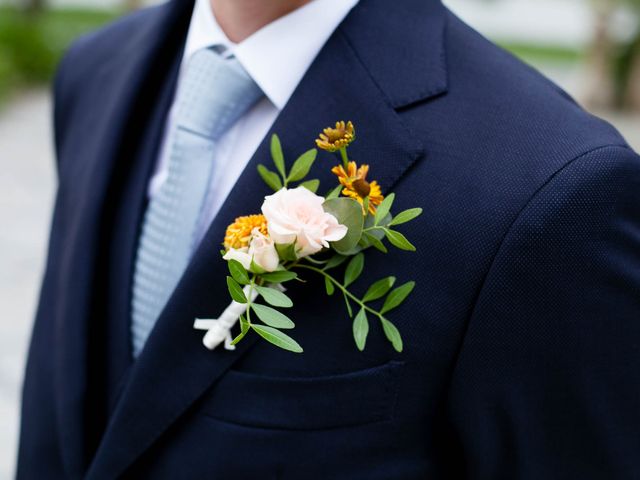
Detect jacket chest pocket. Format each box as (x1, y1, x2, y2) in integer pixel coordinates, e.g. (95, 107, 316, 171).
(196, 360, 404, 430)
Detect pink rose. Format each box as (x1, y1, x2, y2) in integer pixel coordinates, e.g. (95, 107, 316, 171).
(261, 187, 347, 257)
(223, 228, 280, 272)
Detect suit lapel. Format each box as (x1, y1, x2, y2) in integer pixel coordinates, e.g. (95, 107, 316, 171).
(53, 0, 192, 476)
(86, 0, 448, 477)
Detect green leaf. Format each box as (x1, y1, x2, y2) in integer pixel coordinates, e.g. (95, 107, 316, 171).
(343, 292, 353, 317)
(251, 324, 303, 353)
(270, 134, 286, 179)
(322, 197, 364, 255)
(381, 281, 415, 314)
(240, 314, 250, 334)
(251, 304, 295, 329)
(226, 276, 247, 303)
(364, 214, 389, 239)
(259, 270, 298, 283)
(384, 229, 416, 252)
(249, 259, 267, 274)
(324, 254, 348, 270)
(375, 193, 395, 225)
(389, 208, 423, 226)
(227, 259, 250, 285)
(275, 242, 298, 262)
(352, 308, 369, 351)
(257, 164, 282, 191)
(325, 185, 343, 200)
(325, 276, 335, 295)
(287, 149, 317, 182)
(362, 276, 396, 302)
(254, 285, 293, 307)
(299, 179, 320, 193)
(381, 318, 403, 352)
(231, 314, 250, 345)
(344, 253, 364, 287)
(362, 232, 388, 253)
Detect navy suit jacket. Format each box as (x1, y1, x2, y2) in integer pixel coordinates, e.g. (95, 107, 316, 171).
(18, 0, 640, 478)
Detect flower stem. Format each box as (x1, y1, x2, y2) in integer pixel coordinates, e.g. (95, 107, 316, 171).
(339, 147, 349, 169)
(245, 275, 257, 324)
(294, 263, 384, 320)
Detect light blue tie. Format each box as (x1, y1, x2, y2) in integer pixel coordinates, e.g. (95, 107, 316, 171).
(131, 48, 263, 357)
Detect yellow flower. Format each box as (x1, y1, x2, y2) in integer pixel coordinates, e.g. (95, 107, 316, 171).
(331, 161, 384, 215)
(223, 214, 268, 250)
(316, 121, 355, 152)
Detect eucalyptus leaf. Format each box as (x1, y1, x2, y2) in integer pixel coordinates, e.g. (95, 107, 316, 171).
(255, 285, 293, 307)
(226, 276, 247, 304)
(325, 276, 335, 295)
(322, 197, 364, 255)
(251, 304, 295, 329)
(380, 318, 403, 352)
(259, 270, 298, 283)
(389, 208, 423, 226)
(251, 324, 303, 353)
(384, 229, 416, 251)
(375, 193, 395, 225)
(344, 253, 364, 287)
(380, 281, 415, 314)
(270, 134, 286, 179)
(352, 308, 369, 351)
(363, 276, 396, 302)
(325, 185, 343, 200)
(299, 179, 320, 193)
(227, 259, 250, 285)
(287, 149, 317, 182)
(257, 164, 282, 191)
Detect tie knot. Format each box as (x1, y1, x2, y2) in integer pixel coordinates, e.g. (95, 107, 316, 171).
(175, 48, 263, 139)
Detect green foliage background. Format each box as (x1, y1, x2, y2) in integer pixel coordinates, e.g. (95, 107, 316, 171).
(0, 7, 119, 104)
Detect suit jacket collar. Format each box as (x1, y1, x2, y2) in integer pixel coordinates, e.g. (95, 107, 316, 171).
(82, 0, 448, 477)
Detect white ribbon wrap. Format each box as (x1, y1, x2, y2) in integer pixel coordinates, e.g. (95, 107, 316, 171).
(193, 285, 259, 350)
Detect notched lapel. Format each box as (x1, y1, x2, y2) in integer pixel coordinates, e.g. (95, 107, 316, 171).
(88, 0, 450, 476)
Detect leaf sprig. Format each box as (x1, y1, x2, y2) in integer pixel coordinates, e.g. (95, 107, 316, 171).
(257, 134, 320, 193)
(214, 124, 423, 354)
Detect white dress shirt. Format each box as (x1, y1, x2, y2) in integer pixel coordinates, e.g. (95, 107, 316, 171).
(149, 0, 359, 246)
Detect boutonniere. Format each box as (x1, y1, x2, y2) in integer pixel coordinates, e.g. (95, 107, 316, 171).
(194, 121, 422, 353)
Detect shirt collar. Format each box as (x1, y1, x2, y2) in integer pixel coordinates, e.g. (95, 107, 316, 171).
(183, 0, 359, 110)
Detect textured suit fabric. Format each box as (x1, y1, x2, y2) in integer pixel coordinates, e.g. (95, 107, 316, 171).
(18, 0, 640, 478)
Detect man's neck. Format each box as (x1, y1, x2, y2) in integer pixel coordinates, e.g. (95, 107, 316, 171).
(211, 0, 312, 43)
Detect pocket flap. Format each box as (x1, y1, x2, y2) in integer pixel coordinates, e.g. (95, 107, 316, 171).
(197, 361, 404, 430)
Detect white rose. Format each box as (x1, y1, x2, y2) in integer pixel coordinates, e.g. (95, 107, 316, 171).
(261, 187, 348, 257)
(247, 229, 280, 272)
(223, 228, 279, 272)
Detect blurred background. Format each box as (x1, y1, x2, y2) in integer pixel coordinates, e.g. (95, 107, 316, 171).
(1, 0, 639, 475)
